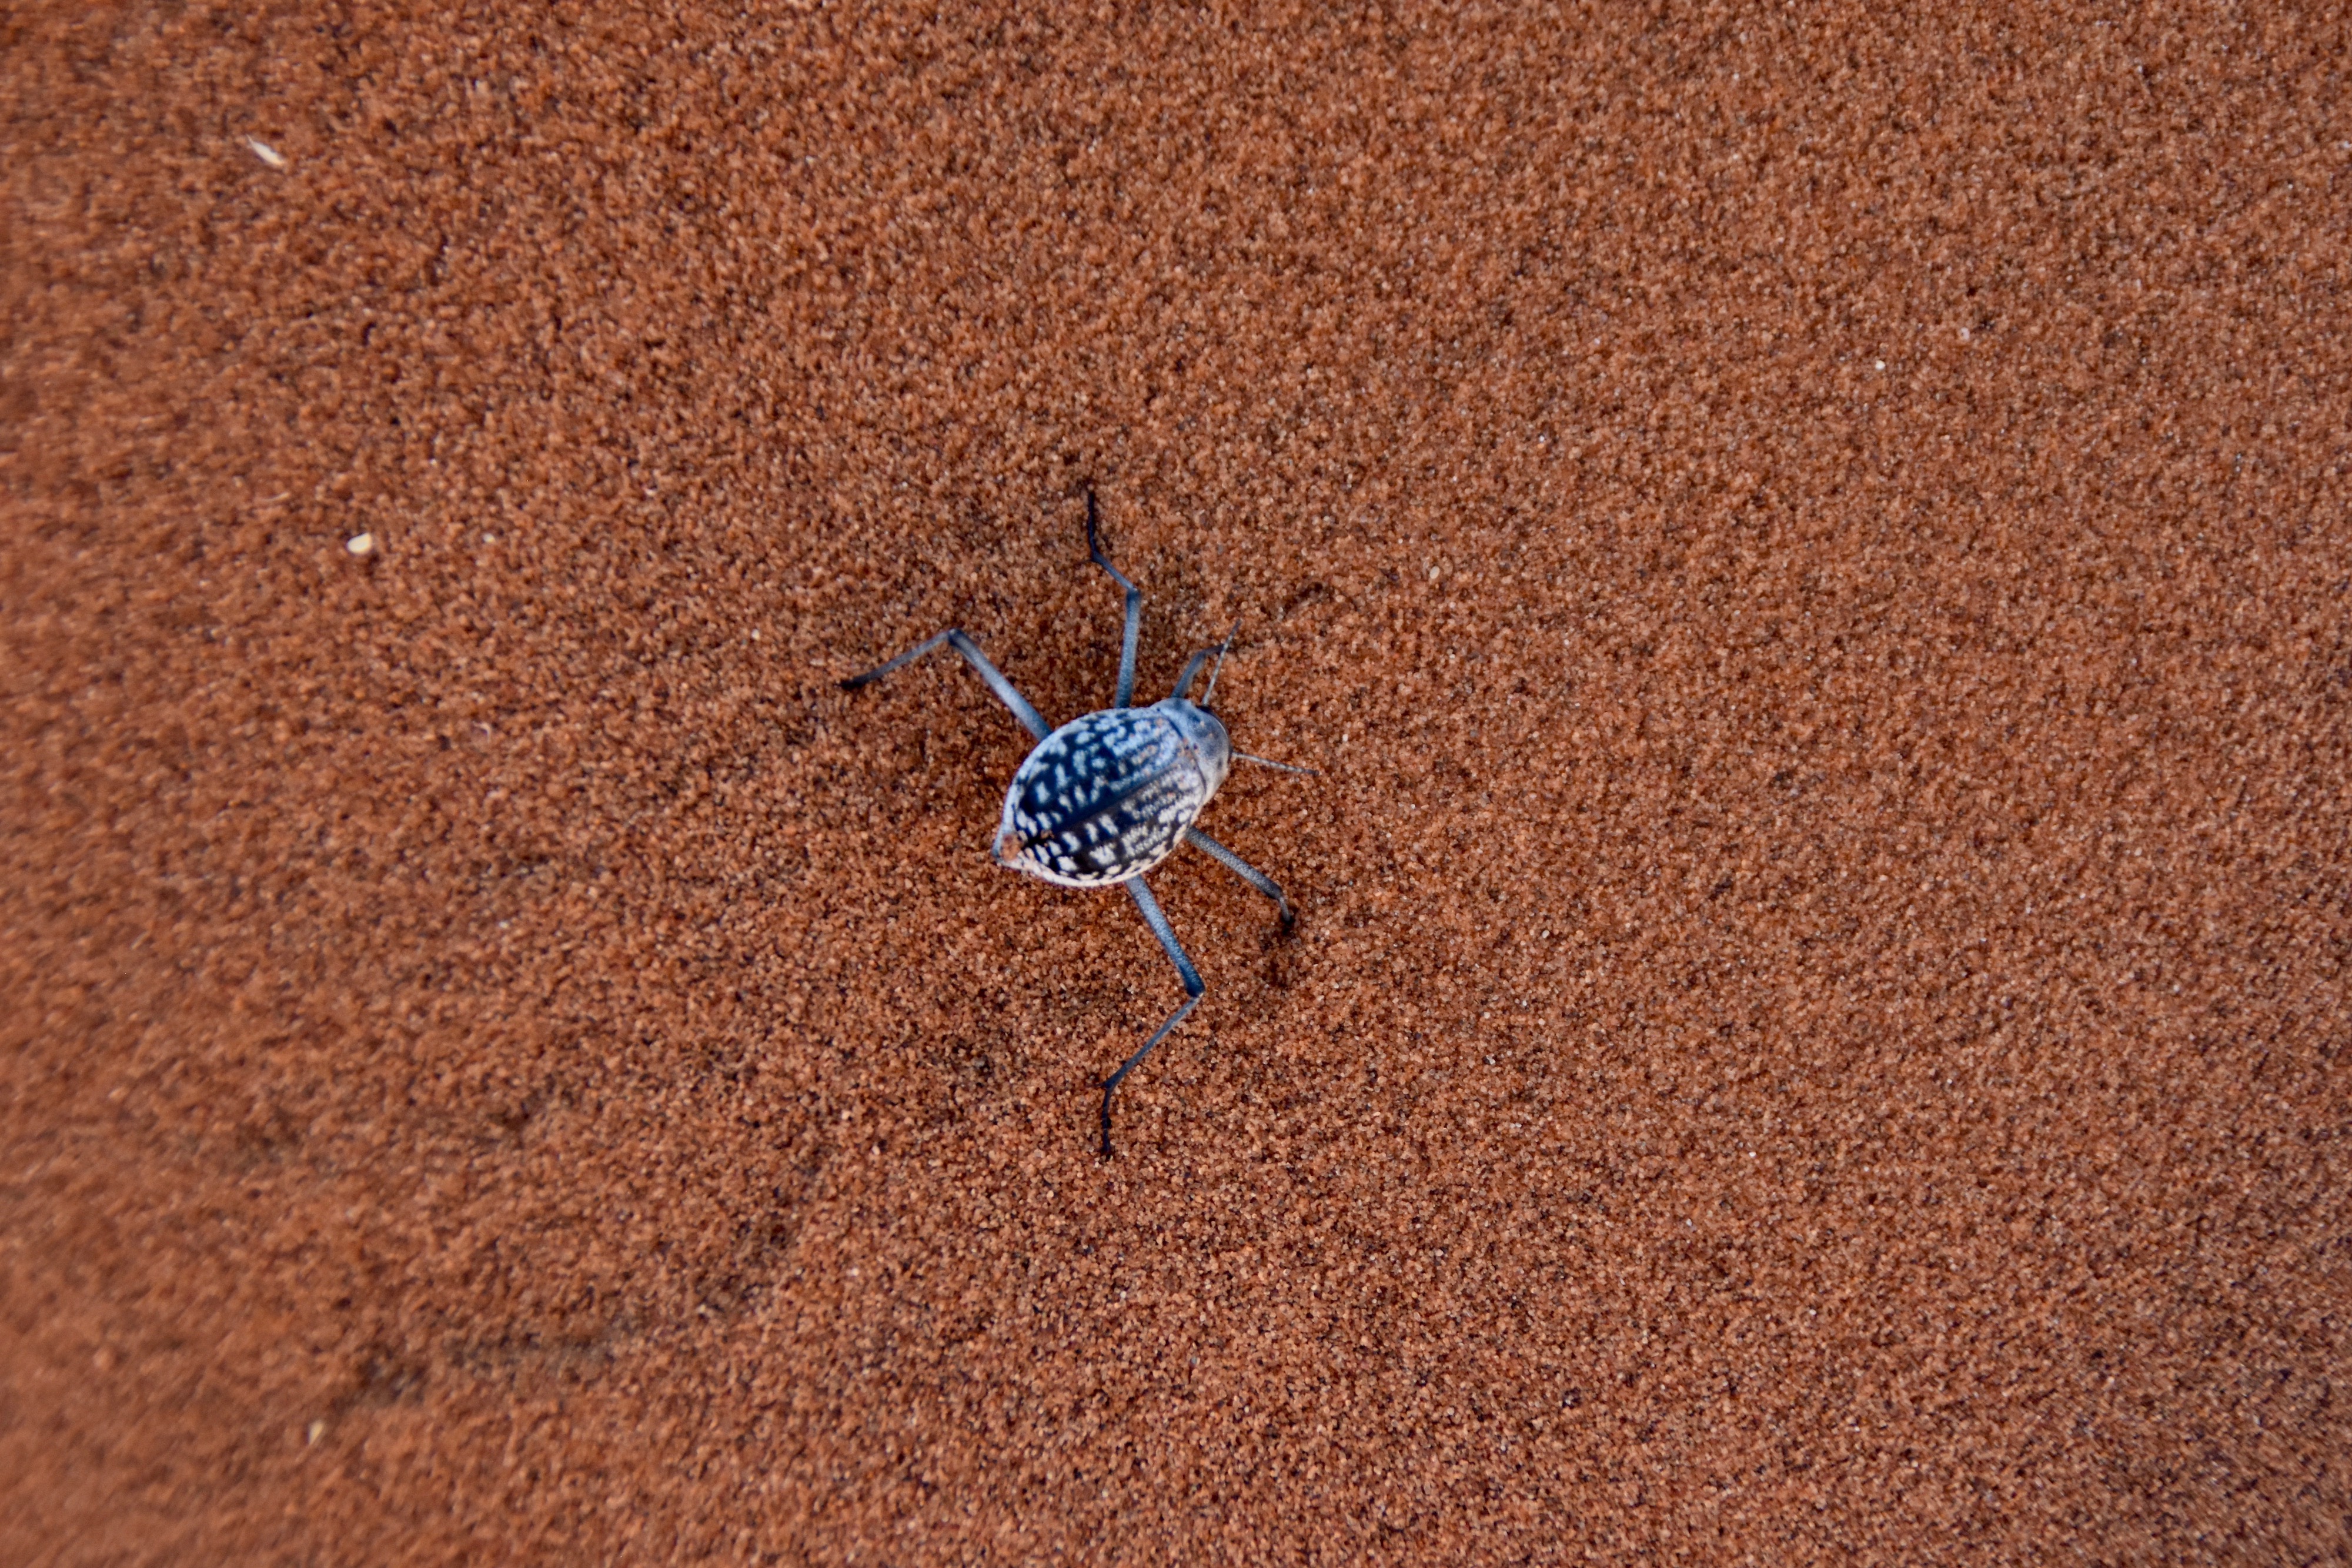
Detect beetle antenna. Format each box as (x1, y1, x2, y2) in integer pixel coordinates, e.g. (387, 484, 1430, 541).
(1198, 617, 1242, 708)
(1234, 752, 1319, 776)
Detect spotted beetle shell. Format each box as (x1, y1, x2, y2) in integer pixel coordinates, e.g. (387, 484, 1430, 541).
(993, 698, 1232, 888)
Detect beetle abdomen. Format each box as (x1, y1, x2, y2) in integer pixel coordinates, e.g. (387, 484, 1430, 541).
(995, 708, 1213, 887)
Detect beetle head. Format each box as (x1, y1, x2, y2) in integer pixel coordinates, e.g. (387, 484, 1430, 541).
(1153, 697, 1231, 795)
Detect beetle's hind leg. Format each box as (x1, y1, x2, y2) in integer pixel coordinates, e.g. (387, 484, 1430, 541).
(840, 628, 1051, 742)
(1100, 875, 1204, 1158)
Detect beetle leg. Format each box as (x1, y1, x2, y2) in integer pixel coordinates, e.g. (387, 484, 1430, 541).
(1084, 487, 1144, 710)
(1182, 827, 1294, 927)
(1171, 647, 1214, 701)
(840, 628, 1051, 742)
(1170, 616, 1239, 704)
(1100, 875, 1204, 1158)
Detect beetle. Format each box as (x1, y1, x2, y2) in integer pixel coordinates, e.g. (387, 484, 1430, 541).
(840, 490, 1309, 1156)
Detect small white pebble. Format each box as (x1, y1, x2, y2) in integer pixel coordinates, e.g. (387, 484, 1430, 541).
(345, 533, 376, 556)
(306, 1420, 326, 1445)
(1875, 359, 1886, 370)
(245, 136, 289, 170)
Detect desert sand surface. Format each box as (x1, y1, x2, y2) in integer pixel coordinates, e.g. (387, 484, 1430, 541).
(6, 4, 2348, 1562)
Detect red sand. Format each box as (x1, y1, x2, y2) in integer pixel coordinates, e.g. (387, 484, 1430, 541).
(6, 4, 2348, 1562)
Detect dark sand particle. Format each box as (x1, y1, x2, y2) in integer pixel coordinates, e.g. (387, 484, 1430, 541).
(5, 4, 2348, 1562)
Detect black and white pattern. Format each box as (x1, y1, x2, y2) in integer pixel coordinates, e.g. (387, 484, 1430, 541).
(837, 488, 1297, 1156)
(994, 705, 1224, 887)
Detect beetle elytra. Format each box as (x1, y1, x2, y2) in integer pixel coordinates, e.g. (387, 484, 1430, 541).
(841, 490, 1309, 1155)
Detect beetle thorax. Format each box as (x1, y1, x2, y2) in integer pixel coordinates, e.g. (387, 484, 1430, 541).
(993, 700, 1231, 888)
